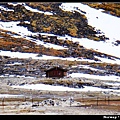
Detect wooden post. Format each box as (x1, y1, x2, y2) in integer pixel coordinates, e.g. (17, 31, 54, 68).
(70, 98, 72, 107)
(2, 97, 4, 112)
(105, 96, 106, 101)
(38, 101, 39, 106)
(24, 96, 26, 102)
(32, 97, 33, 106)
(2, 97, 4, 105)
(108, 96, 109, 105)
(23, 96, 26, 102)
(69, 97, 71, 107)
(105, 96, 107, 105)
(82, 95, 84, 103)
(96, 97, 99, 106)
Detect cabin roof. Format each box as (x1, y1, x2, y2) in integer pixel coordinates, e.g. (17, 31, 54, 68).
(45, 66, 67, 72)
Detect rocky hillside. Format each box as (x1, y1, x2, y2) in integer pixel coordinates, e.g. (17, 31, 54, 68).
(0, 2, 120, 78)
(0, 2, 116, 58)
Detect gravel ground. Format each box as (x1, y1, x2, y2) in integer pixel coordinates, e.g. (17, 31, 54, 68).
(0, 77, 120, 115)
(0, 100, 120, 115)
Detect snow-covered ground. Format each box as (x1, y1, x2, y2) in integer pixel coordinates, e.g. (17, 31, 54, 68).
(0, 50, 74, 60)
(60, 3, 120, 41)
(0, 94, 24, 98)
(0, 50, 96, 62)
(11, 83, 120, 96)
(105, 82, 120, 86)
(0, 21, 36, 37)
(0, 3, 120, 86)
(78, 65, 105, 72)
(0, 21, 67, 50)
(0, 6, 14, 12)
(94, 56, 120, 64)
(68, 72, 120, 81)
(8, 2, 53, 15)
(23, 4, 53, 15)
(0, 3, 120, 58)
(0, 3, 120, 59)
(5, 62, 23, 66)
(60, 3, 120, 58)
(0, 74, 35, 78)
(1, 50, 120, 65)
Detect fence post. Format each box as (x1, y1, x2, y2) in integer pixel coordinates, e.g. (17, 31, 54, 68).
(2, 97, 4, 112)
(108, 96, 109, 105)
(32, 97, 33, 106)
(96, 97, 99, 106)
(24, 96, 26, 102)
(105, 96, 107, 105)
(82, 95, 84, 103)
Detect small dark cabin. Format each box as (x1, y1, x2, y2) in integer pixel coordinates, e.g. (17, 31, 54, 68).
(45, 66, 67, 78)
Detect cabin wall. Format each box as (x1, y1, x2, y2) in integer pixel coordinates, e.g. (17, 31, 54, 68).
(46, 69, 65, 78)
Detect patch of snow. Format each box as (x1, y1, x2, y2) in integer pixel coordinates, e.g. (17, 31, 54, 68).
(5, 62, 22, 66)
(11, 83, 120, 94)
(60, 3, 120, 40)
(24, 21, 30, 24)
(0, 94, 24, 98)
(68, 72, 120, 81)
(0, 50, 73, 60)
(78, 65, 105, 72)
(8, 2, 25, 6)
(105, 82, 120, 86)
(0, 50, 100, 62)
(59, 3, 120, 58)
(0, 21, 67, 50)
(95, 56, 120, 65)
(0, 74, 35, 78)
(61, 35, 120, 60)
(24, 4, 53, 15)
(31, 39, 68, 50)
(0, 21, 37, 37)
(0, 50, 120, 65)
(0, 6, 14, 12)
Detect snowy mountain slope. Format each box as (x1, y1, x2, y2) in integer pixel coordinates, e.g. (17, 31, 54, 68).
(60, 3, 120, 58)
(0, 3, 119, 59)
(0, 2, 120, 81)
